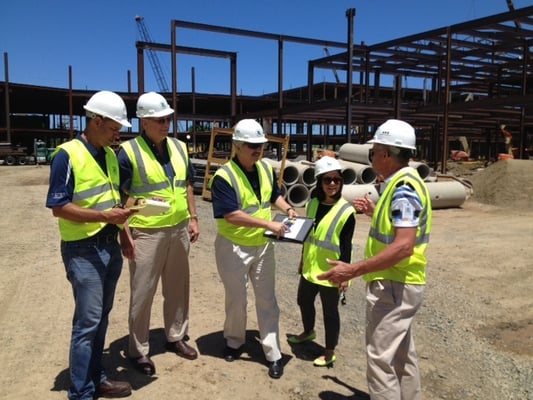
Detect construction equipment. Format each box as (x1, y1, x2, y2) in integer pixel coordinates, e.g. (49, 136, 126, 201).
(135, 16, 170, 92)
(0, 140, 53, 165)
(33, 139, 55, 164)
(506, 0, 522, 29)
(500, 124, 513, 156)
(201, 125, 290, 201)
(0, 143, 31, 165)
(323, 47, 341, 84)
(450, 136, 470, 161)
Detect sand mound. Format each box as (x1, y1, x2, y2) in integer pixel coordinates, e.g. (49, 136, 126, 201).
(470, 159, 533, 208)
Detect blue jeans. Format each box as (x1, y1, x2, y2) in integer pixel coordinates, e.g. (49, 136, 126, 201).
(61, 240, 123, 400)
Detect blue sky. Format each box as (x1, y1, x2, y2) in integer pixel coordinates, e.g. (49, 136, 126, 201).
(1, 0, 530, 96)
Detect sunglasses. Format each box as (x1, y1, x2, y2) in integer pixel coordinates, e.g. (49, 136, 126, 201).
(245, 143, 264, 149)
(368, 148, 386, 162)
(322, 176, 342, 185)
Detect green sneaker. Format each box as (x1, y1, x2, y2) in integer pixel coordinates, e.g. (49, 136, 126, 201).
(287, 331, 316, 344)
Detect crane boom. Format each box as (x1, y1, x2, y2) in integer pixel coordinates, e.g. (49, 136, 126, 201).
(323, 47, 341, 84)
(505, 0, 522, 29)
(135, 16, 170, 92)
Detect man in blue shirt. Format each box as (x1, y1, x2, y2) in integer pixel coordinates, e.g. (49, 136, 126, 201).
(46, 91, 135, 400)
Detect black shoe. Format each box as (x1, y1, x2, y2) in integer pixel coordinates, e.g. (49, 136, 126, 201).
(223, 345, 242, 362)
(268, 359, 284, 379)
(129, 355, 156, 376)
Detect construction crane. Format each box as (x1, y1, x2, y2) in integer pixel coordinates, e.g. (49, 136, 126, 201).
(323, 47, 341, 84)
(505, 0, 522, 29)
(135, 16, 170, 92)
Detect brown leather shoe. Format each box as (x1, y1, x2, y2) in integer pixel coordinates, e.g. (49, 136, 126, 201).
(166, 339, 198, 360)
(94, 379, 132, 398)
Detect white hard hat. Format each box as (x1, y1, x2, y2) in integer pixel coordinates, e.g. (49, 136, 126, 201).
(367, 119, 416, 150)
(136, 91, 174, 118)
(83, 91, 131, 128)
(233, 119, 268, 143)
(314, 156, 342, 178)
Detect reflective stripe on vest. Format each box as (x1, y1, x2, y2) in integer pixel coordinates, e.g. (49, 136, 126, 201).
(305, 200, 354, 253)
(120, 136, 189, 228)
(55, 139, 121, 241)
(219, 159, 272, 214)
(364, 167, 432, 284)
(212, 159, 274, 246)
(302, 198, 355, 287)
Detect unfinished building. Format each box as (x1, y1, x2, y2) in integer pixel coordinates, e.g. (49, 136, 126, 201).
(1, 5, 533, 171)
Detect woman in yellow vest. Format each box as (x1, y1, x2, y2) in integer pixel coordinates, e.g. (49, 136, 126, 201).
(287, 156, 355, 367)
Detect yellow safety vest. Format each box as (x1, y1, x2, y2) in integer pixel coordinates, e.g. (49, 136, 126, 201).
(53, 139, 121, 241)
(302, 198, 355, 287)
(211, 159, 274, 246)
(120, 136, 189, 228)
(364, 167, 432, 284)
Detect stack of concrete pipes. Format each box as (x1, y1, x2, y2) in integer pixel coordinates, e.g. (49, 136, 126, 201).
(264, 142, 471, 210)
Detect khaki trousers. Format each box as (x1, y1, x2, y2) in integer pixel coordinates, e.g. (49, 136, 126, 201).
(128, 221, 191, 357)
(366, 280, 424, 400)
(214, 234, 282, 362)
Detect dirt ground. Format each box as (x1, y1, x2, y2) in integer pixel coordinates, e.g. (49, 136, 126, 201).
(0, 162, 532, 400)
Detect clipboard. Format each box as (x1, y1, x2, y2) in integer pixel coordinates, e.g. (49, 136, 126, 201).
(264, 214, 314, 243)
(127, 198, 171, 216)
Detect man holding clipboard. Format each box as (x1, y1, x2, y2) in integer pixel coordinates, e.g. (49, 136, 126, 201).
(209, 119, 297, 379)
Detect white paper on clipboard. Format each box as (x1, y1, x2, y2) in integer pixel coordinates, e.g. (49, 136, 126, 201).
(264, 214, 314, 243)
(128, 198, 171, 216)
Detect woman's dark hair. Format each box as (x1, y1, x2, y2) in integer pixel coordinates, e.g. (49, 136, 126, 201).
(315, 172, 343, 202)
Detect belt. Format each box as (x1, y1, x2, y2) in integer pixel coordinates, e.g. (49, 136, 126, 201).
(67, 232, 118, 246)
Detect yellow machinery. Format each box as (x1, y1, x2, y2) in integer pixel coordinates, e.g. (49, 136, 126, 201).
(201, 125, 290, 201)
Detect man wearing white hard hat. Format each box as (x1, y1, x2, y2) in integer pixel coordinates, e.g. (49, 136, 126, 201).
(209, 119, 297, 379)
(46, 91, 135, 399)
(118, 92, 199, 376)
(319, 119, 432, 400)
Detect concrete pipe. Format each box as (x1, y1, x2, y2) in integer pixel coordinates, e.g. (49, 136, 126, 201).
(286, 183, 310, 208)
(336, 159, 357, 185)
(295, 161, 317, 187)
(338, 159, 377, 184)
(427, 181, 468, 209)
(338, 143, 373, 165)
(409, 161, 431, 181)
(264, 158, 300, 186)
(342, 184, 380, 204)
(263, 158, 281, 173)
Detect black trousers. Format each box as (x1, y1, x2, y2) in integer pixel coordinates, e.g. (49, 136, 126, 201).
(296, 275, 340, 350)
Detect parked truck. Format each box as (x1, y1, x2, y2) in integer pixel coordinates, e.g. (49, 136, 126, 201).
(0, 143, 32, 165)
(0, 140, 55, 165)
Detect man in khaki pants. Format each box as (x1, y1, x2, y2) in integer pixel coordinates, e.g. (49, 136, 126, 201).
(118, 92, 200, 376)
(320, 119, 432, 400)
(209, 119, 297, 380)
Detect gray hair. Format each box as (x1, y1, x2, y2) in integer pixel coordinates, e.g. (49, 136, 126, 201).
(385, 145, 414, 163)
